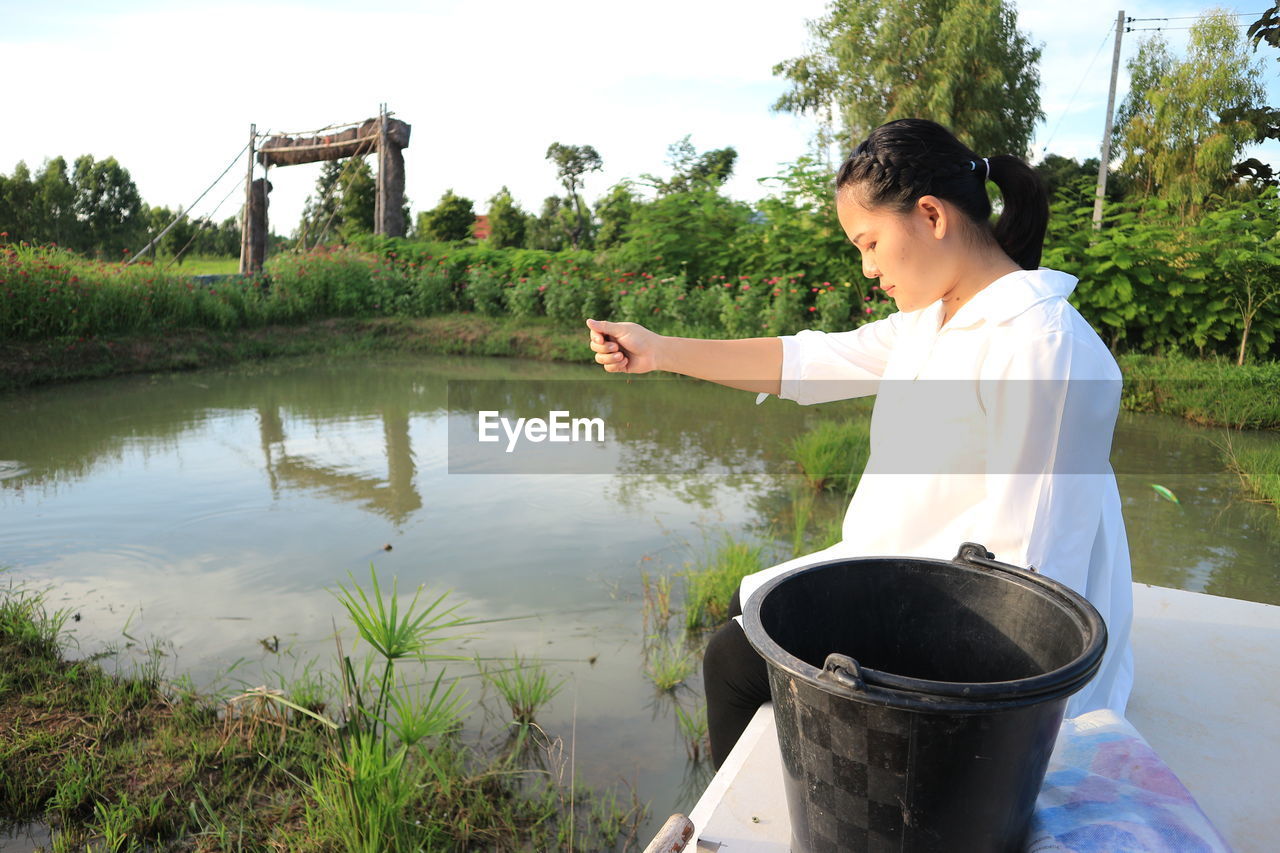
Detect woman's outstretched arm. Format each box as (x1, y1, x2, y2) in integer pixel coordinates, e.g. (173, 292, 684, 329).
(585, 318, 782, 396)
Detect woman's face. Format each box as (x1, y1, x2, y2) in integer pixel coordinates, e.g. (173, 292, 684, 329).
(835, 188, 956, 313)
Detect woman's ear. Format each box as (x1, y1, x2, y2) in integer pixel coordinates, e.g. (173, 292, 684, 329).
(915, 195, 949, 240)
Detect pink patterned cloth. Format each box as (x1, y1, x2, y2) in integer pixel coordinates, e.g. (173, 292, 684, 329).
(1028, 710, 1232, 852)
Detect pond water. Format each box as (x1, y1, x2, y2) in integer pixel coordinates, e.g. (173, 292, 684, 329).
(1, 353, 1277, 843)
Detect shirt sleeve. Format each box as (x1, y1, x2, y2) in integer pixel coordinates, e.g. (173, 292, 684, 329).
(960, 330, 1122, 596)
(773, 313, 905, 406)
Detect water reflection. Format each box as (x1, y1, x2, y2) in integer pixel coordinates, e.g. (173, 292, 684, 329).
(0, 353, 1277, 841)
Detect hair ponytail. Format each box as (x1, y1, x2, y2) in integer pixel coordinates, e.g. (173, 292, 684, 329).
(986, 154, 1049, 270)
(836, 119, 1050, 270)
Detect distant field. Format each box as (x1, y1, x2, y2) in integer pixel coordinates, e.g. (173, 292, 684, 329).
(160, 254, 240, 275)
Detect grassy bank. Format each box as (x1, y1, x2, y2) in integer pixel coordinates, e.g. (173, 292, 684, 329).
(1118, 353, 1280, 430)
(0, 569, 643, 852)
(0, 314, 589, 394)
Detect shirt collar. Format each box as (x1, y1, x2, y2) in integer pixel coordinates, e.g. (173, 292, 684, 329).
(936, 268, 1078, 331)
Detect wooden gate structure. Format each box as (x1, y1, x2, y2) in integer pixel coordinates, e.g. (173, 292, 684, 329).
(240, 105, 411, 273)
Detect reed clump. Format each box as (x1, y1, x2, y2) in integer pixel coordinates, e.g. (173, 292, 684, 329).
(0, 567, 642, 851)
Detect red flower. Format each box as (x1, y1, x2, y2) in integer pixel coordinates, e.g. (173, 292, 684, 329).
(808, 306, 817, 312)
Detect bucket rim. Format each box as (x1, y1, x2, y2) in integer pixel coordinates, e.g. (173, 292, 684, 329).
(741, 550, 1107, 706)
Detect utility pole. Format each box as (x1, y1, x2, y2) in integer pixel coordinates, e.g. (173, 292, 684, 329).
(239, 123, 256, 274)
(1093, 11, 1126, 231)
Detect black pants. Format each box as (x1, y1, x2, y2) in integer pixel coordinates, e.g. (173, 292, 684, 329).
(702, 587, 770, 769)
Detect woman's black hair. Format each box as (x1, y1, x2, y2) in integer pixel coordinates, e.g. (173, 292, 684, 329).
(835, 118, 1049, 270)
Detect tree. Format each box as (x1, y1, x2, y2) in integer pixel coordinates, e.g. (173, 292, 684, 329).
(72, 154, 145, 258)
(1197, 189, 1280, 365)
(297, 157, 377, 246)
(1035, 154, 1130, 202)
(594, 182, 640, 250)
(1222, 3, 1280, 187)
(772, 0, 1043, 156)
(0, 161, 37, 243)
(485, 186, 528, 248)
(337, 158, 376, 241)
(33, 157, 79, 248)
(418, 189, 475, 242)
(525, 196, 573, 251)
(544, 142, 602, 248)
(640, 135, 738, 195)
(1113, 11, 1267, 218)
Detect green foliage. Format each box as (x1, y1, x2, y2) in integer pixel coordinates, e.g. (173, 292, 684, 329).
(484, 185, 528, 249)
(789, 418, 871, 493)
(1114, 11, 1268, 215)
(738, 157, 857, 287)
(613, 185, 754, 283)
(594, 182, 639, 250)
(0, 154, 147, 258)
(417, 188, 475, 242)
(643, 634, 697, 692)
(545, 142, 603, 249)
(297, 157, 379, 247)
(1044, 181, 1280, 361)
(71, 154, 146, 258)
(525, 195, 572, 251)
(337, 158, 377, 241)
(772, 0, 1043, 155)
(481, 653, 564, 724)
(640, 134, 738, 195)
(683, 533, 767, 631)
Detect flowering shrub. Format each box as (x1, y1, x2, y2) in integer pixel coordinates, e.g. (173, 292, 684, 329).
(504, 273, 545, 320)
(462, 264, 507, 316)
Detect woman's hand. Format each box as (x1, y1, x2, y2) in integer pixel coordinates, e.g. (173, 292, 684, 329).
(585, 318, 662, 374)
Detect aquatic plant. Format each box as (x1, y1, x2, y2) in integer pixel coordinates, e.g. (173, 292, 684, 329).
(644, 633, 698, 692)
(788, 417, 871, 494)
(674, 700, 710, 762)
(683, 532, 766, 632)
(482, 652, 565, 725)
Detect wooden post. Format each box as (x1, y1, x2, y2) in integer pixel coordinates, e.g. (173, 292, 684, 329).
(375, 104, 389, 235)
(246, 178, 270, 274)
(382, 143, 407, 237)
(239, 123, 256, 275)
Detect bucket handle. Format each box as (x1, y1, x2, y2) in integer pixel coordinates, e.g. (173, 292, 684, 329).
(954, 542, 1037, 574)
(820, 653, 866, 692)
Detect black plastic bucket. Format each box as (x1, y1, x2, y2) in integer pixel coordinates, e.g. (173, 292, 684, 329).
(742, 542, 1106, 853)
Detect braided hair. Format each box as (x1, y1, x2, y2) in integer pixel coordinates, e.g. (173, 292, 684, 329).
(836, 118, 1049, 270)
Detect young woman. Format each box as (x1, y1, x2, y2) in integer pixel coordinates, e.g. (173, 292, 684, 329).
(585, 118, 1133, 769)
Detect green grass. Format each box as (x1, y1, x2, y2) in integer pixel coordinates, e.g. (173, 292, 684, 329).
(481, 653, 565, 726)
(164, 254, 241, 275)
(673, 701, 709, 762)
(1119, 353, 1280, 429)
(643, 634, 698, 692)
(788, 417, 871, 493)
(0, 567, 643, 851)
(682, 532, 767, 632)
(1223, 439, 1280, 515)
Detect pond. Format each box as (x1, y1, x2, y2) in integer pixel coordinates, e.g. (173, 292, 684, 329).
(1, 353, 1277, 843)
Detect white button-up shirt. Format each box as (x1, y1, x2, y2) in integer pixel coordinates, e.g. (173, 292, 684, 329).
(739, 267, 1134, 718)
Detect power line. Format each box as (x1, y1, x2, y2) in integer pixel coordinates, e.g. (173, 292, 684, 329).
(1041, 23, 1117, 155)
(1127, 22, 1258, 32)
(1128, 11, 1265, 22)
(127, 141, 250, 265)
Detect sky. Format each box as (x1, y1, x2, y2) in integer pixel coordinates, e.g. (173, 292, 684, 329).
(1, 0, 1277, 236)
